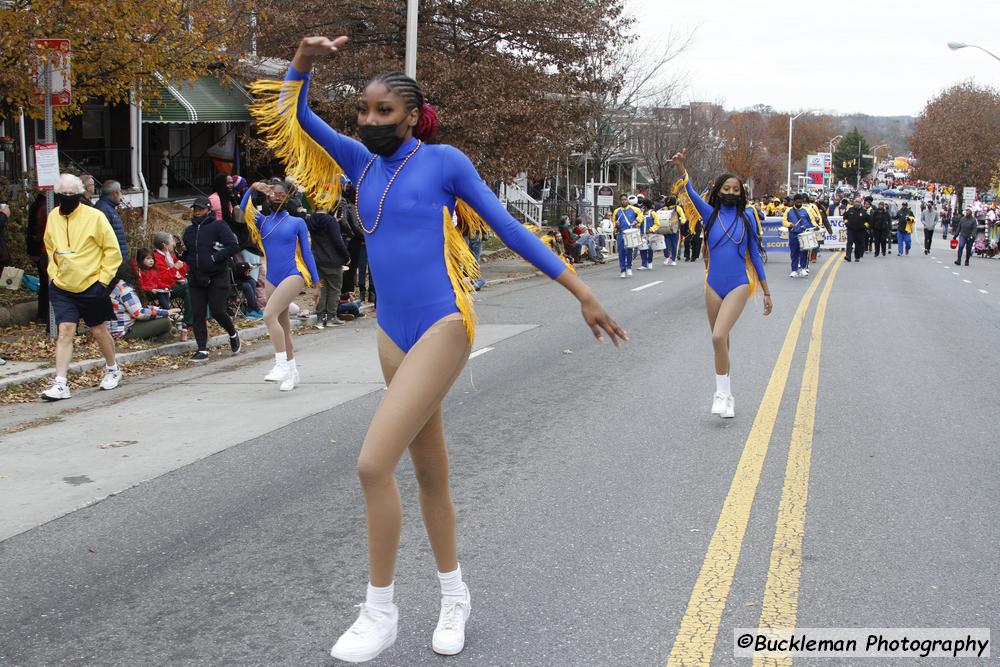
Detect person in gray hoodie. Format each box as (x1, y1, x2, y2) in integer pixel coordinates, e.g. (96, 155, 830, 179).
(920, 202, 940, 255)
(953, 209, 977, 266)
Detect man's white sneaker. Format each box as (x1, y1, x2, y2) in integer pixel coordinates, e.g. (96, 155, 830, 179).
(330, 603, 398, 664)
(789, 271, 798, 278)
(801, 268, 809, 277)
(663, 258, 671, 265)
(264, 364, 285, 382)
(279, 368, 300, 392)
(626, 268, 633, 277)
(433, 585, 472, 656)
(99, 368, 123, 391)
(620, 272, 627, 279)
(41, 382, 71, 401)
(671, 260, 677, 266)
(711, 392, 726, 415)
(722, 394, 735, 419)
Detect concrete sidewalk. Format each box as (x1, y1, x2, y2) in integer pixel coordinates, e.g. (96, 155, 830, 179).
(0, 321, 540, 541)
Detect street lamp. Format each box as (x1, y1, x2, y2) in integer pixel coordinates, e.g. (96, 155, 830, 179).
(786, 110, 810, 194)
(947, 41, 1000, 63)
(825, 135, 843, 191)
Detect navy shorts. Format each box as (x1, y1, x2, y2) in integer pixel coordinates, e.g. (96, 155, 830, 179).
(50, 281, 114, 327)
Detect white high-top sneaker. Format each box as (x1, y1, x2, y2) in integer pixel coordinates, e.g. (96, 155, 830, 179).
(711, 392, 726, 416)
(722, 395, 735, 419)
(264, 363, 285, 382)
(432, 585, 472, 656)
(330, 603, 399, 663)
(279, 367, 300, 392)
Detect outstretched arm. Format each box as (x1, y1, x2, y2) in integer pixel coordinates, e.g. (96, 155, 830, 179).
(444, 146, 627, 347)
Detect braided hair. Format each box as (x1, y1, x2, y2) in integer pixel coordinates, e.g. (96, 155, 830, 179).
(370, 71, 440, 142)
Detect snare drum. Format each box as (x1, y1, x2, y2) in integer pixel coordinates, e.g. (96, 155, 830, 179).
(649, 235, 667, 251)
(797, 229, 818, 250)
(639, 237, 649, 251)
(621, 228, 641, 249)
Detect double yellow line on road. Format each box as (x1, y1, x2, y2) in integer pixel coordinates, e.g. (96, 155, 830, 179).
(667, 257, 843, 666)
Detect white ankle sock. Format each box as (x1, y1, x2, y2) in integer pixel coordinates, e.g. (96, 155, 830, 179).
(274, 352, 287, 365)
(715, 373, 731, 396)
(438, 564, 465, 598)
(55, 376, 67, 387)
(366, 582, 395, 612)
(106, 363, 118, 372)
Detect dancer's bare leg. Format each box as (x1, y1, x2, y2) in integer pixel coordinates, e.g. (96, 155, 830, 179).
(264, 275, 303, 359)
(705, 285, 748, 375)
(359, 315, 469, 586)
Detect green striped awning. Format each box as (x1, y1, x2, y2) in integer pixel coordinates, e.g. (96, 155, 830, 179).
(143, 74, 252, 124)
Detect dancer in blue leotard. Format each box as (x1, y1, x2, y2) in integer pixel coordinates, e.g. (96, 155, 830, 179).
(250, 35, 626, 664)
(671, 149, 772, 419)
(237, 178, 320, 391)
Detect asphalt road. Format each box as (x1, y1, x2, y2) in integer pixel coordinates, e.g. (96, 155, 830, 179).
(2, 244, 998, 667)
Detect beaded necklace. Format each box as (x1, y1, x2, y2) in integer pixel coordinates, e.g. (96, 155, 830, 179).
(355, 140, 423, 235)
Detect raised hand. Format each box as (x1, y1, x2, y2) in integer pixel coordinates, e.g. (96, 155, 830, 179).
(293, 36, 349, 71)
(670, 148, 687, 170)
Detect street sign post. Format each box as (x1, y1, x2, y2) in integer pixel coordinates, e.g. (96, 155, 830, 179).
(34, 143, 60, 190)
(29, 39, 71, 107)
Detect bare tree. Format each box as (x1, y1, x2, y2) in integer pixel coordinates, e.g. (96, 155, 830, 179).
(576, 28, 694, 188)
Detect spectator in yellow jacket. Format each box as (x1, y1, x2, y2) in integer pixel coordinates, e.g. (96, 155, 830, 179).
(41, 173, 124, 401)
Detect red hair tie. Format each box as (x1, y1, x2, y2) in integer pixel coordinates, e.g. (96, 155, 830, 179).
(414, 102, 440, 143)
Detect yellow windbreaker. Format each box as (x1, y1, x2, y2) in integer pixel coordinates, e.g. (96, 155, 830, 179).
(43, 204, 123, 293)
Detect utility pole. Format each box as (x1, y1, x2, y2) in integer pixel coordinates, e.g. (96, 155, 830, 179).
(405, 0, 418, 79)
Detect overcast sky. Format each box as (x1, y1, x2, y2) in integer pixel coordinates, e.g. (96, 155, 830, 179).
(629, 0, 1000, 117)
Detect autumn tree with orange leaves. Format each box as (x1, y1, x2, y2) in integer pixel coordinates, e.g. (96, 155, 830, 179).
(251, 0, 631, 182)
(0, 0, 255, 122)
(910, 81, 1000, 189)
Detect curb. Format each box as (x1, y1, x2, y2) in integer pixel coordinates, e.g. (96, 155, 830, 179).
(0, 304, 375, 391)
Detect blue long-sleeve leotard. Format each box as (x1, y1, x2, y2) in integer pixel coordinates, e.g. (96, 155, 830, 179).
(685, 180, 767, 298)
(239, 191, 321, 286)
(284, 66, 567, 351)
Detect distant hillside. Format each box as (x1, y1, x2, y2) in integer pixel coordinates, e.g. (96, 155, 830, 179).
(832, 114, 915, 156)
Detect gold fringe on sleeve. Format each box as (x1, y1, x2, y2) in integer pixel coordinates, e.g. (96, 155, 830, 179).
(248, 78, 344, 211)
(455, 199, 491, 238)
(442, 206, 482, 344)
(672, 172, 702, 230)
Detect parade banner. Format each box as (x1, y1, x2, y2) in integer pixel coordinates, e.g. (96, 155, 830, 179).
(761, 217, 846, 253)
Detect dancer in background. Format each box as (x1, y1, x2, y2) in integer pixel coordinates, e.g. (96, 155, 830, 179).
(239, 179, 321, 391)
(671, 149, 771, 419)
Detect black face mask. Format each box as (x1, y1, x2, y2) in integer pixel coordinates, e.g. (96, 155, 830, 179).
(719, 193, 740, 207)
(359, 122, 405, 157)
(56, 193, 81, 215)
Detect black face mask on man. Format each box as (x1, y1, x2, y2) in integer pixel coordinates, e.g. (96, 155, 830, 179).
(359, 122, 407, 157)
(56, 193, 82, 215)
(719, 193, 741, 208)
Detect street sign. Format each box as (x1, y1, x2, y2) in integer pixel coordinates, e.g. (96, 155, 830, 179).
(962, 186, 976, 208)
(29, 39, 71, 106)
(34, 143, 60, 190)
(596, 185, 614, 207)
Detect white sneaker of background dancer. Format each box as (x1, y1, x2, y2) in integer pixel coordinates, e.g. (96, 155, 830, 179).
(264, 364, 285, 382)
(626, 268, 633, 277)
(279, 368, 299, 392)
(722, 395, 735, 419)
(330, 603, 398, 663)
(433, 585, 472, 656)
(711, 392, 726, 415)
